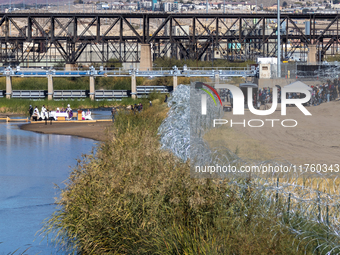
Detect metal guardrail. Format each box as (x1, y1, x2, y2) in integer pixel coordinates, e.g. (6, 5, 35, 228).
(94, 90, 129, 99)
(54, 71, 89, 76)
(2, 88, 169, 99)
(16, 71, 48, 76)
(53, 90, 88, 98)
(137, 86, 172, 94)
(3, 66, 258, 78)
(12, 90, 46, 98)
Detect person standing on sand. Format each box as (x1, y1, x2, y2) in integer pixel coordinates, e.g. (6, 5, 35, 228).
(29, 105, 33, 119)
(230, 91, 233, 108)
(326, 84, 330, 102)
(41, 105, 47, 120)
(111, 107, 116, 123)
(33, 106, 40, 121)
(66, 104, 73, 120)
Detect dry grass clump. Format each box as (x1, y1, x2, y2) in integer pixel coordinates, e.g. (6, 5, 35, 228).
(42, 104, 311, 254)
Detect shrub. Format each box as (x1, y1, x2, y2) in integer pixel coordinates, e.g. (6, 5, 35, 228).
(41, 105, 312, 254)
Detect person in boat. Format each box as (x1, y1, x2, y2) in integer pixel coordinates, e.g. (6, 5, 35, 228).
(56, 108, 60, 113)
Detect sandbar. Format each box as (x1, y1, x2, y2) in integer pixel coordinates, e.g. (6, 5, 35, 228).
(20, 121, 113, 141)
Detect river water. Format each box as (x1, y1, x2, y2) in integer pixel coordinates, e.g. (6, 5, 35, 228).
(0, 111, 111, 254)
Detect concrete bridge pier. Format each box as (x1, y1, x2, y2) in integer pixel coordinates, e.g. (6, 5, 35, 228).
(173, 75, 178, 90)
(308, 45, 317, 63)
(131, 72, 137, 99)
(89, 76, 95, 101)
(47, 75, 53, 100)
(140, 44, 152, 71)
(6, 76, 12, 99)
(214, 73, 220, 85)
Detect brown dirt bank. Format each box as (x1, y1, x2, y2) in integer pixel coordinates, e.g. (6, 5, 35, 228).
(207, 100, 340, 166)
(20, 121, 113, 141)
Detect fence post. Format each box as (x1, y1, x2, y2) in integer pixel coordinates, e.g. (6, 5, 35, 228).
(287, 193, 291, 219)
(315, 192, 321, 255)
(276, 177, 279, 202)
(326, 204, 329, 226)
(318, 191, 321, 222)
(327, 203, 329, 241)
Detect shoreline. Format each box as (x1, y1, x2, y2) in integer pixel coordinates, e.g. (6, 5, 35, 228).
(0, 113, 26, 117)
(20, 121, 113, 141)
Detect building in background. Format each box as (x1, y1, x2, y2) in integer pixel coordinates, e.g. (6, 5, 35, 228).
(97, 2, 110, 10)
(163, 2, 178, 12)
(152, 0, 157, 11)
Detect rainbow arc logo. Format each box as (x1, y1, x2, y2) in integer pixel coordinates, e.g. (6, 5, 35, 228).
(195, 82, 222, 115)
(195, 82, 222, 106)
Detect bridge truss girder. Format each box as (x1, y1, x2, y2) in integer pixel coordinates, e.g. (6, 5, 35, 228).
(0, 13, 339, 65)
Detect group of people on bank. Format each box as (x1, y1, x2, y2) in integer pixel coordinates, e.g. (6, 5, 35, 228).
(258, 82, 340, 107)
(29, 104, 92, 121)
(110, 103, 143, 123)
(221, 82, 339, 110)
(130, 103, 143, 112)
(29, 104, 73, 121)
(309, 81, 340, 105)
(29, 95, 168, 123)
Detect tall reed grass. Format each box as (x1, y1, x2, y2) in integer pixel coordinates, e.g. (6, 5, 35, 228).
(41, 102, 313, 254)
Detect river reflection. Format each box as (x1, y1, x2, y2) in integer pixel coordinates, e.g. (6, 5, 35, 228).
(0, 122, 96, 254)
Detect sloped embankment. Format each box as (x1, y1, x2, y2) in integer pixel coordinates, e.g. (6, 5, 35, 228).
(42, 103, 310, 254)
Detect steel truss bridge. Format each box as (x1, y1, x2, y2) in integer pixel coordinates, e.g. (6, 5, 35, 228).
(0, 12, 340, 65)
